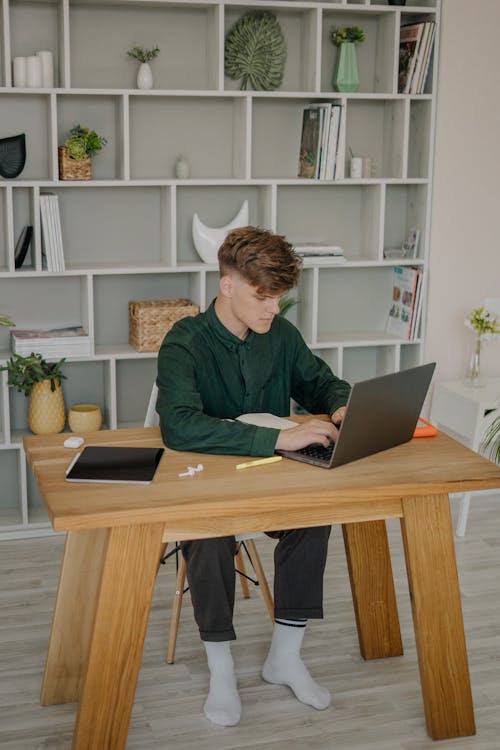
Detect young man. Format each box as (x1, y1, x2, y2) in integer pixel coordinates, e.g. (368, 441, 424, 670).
(156, 226, 350, 727)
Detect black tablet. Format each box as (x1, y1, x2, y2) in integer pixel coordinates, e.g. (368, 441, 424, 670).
(66, 445, 164, 484)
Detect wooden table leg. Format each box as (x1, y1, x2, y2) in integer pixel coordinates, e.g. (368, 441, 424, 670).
(342, 520, 403, 659)
(41, 528, 109, 705)
(72, 522, 165, 750)
(400, 494, 475, 740)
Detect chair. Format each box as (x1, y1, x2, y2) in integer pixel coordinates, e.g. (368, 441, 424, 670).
(145, 383, 274, 663)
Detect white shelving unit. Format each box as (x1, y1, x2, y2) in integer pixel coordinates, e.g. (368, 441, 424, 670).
(0, 0, 440, 538)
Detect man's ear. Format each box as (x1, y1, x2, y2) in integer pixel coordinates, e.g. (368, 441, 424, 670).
(219, 274, 234, 298)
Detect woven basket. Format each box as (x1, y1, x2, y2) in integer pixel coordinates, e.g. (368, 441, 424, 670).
(58, 147, 91, 180)
(129, 298, 200, 352)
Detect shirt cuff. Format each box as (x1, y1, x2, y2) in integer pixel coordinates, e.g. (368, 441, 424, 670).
(249, 426, 281, 457)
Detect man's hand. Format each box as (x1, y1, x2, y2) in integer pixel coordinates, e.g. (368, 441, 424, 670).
(330, 406, 347, 426)
(275, 418, 339, 451)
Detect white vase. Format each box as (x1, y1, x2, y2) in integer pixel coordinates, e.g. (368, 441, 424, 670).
(175, 155, 190, 179)
(137, 62, 153, 90)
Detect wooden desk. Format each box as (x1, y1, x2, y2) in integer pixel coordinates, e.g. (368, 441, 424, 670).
(24, 427, 500, 750)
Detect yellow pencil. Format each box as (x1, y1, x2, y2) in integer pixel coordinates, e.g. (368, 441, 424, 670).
(236, 456, 283, 470)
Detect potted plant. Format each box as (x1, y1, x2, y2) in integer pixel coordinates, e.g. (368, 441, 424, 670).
(0, 352, 67, 434)
(58, 124, 107, 181)
(127, 46, 160, 90)
(0, 314, 15, 327)
(464, 306, 500, 386)
(330, 26, 365, 92)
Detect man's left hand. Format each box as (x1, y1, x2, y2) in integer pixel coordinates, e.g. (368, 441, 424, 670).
(330, 407, 347, 426)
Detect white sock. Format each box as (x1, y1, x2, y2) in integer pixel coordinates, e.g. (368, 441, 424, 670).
(262, 620, 331, 710)
(203, 641, 241, 727)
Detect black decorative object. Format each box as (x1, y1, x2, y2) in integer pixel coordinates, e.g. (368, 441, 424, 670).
(0, 133, 26, 179)
(388, 1, 407, 5)
(14, 225, 33, 269)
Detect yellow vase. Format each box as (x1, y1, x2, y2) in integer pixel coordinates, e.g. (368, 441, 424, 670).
(28, 379, 66, 435)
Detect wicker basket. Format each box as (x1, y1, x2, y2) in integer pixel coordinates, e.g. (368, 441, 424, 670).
(58, 147, 91, 180)
(129, 298, 200, 352)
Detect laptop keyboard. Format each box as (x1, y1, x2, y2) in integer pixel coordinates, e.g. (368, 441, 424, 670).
(296, 442, 334, 462)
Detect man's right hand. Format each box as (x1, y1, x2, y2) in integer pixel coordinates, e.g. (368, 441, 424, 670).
(275, 419, 339, 452)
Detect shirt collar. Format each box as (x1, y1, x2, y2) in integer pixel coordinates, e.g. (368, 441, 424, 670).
(206, 300, 254, 351)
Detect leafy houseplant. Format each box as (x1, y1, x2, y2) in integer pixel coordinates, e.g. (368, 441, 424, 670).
(127, 46, 160, 63)
(59, 124, 107, 180)
(330, 27, 365, 93)
(127, 46, 160, 89)
(1, 352, 66, 397)
(1, 353, 67, 434)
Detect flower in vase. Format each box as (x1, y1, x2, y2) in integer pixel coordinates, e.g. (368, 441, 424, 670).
(464, 306, 500, 340)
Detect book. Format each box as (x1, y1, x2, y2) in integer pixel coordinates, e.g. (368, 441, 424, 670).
(49, 194, 65, 272)
(65, 445, 165, 485)
(298, 106, 322, 178)
(40, 194, 56, 271)
(386, 266, 420, 339)
(416, 22, 436, 94)
(409, 269, 424, 340)
(324, 104, 342, 181)
(294, 243, 344, 257)
(411, 21, 435, 94)
(11, 325, 91, 357)
(398, 23, 425, 94)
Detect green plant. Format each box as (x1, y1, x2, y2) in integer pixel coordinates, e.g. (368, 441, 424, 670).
(330, 26, 365, 46)
(464, 306, 500, 339)
(0, 353, 66, 397)
(482, 416, 500, 465)
(279, 296, 299, 318)
(0, 314, 15, 327)
(127, 46, 160, 63)
(64, 125, 107, 160)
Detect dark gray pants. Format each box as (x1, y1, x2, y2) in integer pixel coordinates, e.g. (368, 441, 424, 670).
(181, 525, 331, 641)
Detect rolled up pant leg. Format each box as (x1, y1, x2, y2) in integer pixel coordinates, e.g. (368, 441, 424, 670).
(181, 536, 237, 642)
(273, 525, 331, 620)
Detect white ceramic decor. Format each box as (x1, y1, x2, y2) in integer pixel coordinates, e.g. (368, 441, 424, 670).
(192, 200, 249, 264)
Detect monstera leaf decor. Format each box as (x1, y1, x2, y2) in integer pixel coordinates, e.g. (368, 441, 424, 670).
(225, 10, 287, 91)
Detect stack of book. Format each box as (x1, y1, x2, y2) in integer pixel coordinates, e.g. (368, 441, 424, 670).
(294, 243, 346, 264)
(297, 103, 343, 180)
(386, 266, 423, 340)
(40, 193, 66, 272)
(397, 21, 436, 94)
(11, 326, 91, 358)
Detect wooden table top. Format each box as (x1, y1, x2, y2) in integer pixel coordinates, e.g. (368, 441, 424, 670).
(23, 427, 500, 538)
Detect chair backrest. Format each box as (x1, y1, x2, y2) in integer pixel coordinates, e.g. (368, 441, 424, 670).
(144, 382, 160, 428)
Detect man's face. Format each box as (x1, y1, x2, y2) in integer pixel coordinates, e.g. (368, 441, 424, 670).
(224, 274, 284, 335)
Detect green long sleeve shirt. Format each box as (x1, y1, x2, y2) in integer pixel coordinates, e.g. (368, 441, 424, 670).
(156, 301, 351, 456)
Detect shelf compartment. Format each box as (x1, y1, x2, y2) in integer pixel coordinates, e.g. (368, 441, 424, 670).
(129, 96, 247, 180)
(344, 98, 406, 178)
(252, 98, 314, 179)
(317, 266, 395, 340)
(26, 460, 50, 525)
(60, 359, 112, 433)
(1, 94, 51, 179)
(224, 7, 317, 93)
(342, 345, 397, 384)
(93, 271, 201, 350)
(408, 99, 432, 178)
(176, 185, 270, 265)
(9, 0, 61, 88)
(401, 342, 423, 371)
(54, 185, 172, 269)
(0, 448, 23, 527)
(116, 358, 158, 429)
(321, 10, 396, 94)
(0, 275, 90, 355)
(57, 94, 123, 180)
(384, 183, 427, 258)
(277, 184, 382, 261)
(69, 2, 218, 91)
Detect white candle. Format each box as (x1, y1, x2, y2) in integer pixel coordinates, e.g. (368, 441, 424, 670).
(13, 57, 27, 87)
(36, 50, 54, 88)
(26, 56, 42, 88)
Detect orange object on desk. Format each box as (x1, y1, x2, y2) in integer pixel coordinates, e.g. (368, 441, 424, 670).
(413, 417, 438, 438)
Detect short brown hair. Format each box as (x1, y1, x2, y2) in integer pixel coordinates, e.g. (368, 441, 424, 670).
(218, 226, 302, 294)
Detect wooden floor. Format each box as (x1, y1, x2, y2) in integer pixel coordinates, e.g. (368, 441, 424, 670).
(0, 493, 499, 750)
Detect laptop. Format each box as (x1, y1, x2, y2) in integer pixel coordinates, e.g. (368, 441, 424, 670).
(276, 362, 436, 469)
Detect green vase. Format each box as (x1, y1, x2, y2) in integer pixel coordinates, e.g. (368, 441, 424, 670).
(334, 42, 359, 93)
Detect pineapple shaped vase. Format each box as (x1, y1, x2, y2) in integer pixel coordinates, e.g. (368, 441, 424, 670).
(28, 379, 66, 435)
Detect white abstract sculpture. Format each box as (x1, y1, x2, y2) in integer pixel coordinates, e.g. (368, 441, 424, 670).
(192, 200, 249, 264)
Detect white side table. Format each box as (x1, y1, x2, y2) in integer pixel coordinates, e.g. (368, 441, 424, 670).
(430, 378, 500, 536)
